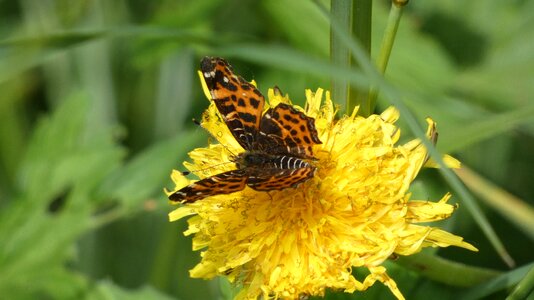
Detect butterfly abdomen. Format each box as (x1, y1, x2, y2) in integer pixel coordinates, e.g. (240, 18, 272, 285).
(240, 152, 311, 170)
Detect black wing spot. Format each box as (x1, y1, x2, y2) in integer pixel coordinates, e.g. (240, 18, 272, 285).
(303, 136, 311, 143)
(227, 119, 243, 130)
(238, 98, 246, 107)
(217, 102, 235, 115)
(277, 104, 290, 111)
(241, 84, 251, 90)
(224, 81, 238, 91)
(249, 97, 260, 108)
(238, 112, 257, 124)
(290, 129, 297, 135)
(227, 184, 243, 189)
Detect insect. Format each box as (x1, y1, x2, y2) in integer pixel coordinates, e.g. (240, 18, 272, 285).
(169, 57, 322, 203)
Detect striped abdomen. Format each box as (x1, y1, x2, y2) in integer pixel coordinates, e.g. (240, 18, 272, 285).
(239, 152, 311, 170)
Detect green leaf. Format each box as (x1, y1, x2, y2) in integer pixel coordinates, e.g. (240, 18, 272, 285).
(153, 50, 195, 140)
(456, 167, 534, 241)
(216, 44, 371, 91)
(262, 0, 329, 57)
(87, 279, 174, 300)
(0, 91, 124, 297)
(439, 92, 534, 153)
(17, 91, 124, 204)
(458, 262, 534, 300)
(95, 129, 204, 213)
(0, 31, 104, 84)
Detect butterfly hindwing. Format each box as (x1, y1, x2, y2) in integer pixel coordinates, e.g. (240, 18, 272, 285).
(257, 103, 322, 158)
(169, 170, 248, 203)
(246, 165, 316, 191)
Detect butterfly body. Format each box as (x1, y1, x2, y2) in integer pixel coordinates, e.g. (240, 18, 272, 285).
(237, 152, 311, 170)
(169, 57, 321, 203)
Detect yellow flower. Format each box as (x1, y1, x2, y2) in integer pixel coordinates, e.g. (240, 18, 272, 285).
(167, 85, 477, 299)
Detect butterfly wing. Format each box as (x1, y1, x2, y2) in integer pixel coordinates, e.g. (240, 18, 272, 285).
(169, 170, 248, 203)
(246, 166, 316, 191)
(201, 57, 265, 151)
(257, 103, 322, 158)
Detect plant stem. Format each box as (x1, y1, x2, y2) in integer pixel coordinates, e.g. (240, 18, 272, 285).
(369, 0, 406, 107)
(330, 0, 351, 115)
(330, 0, 372, 116)
(349, 0, 372, 117)
(396, 251, 500, 287)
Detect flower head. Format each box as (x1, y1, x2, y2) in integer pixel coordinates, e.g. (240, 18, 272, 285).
(167, 82, 477, 299)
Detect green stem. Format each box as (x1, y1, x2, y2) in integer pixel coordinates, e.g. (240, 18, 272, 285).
(396, 251, 500, 287)
(330, 0, 351, 115)
(369, 0, 406, 107)
(330, 0, 372, 117)
(349, 0, 372, 117)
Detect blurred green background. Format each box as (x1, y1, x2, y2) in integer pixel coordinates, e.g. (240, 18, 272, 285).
(1, 0, 533, 299)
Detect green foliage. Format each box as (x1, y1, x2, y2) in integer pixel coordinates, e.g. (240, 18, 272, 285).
(0, 0, 532, 299)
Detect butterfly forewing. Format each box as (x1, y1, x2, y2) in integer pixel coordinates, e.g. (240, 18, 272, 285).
(201, 57, 265, 150)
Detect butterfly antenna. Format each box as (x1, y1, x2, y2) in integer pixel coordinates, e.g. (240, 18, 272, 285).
(180, 160, 234, 176)
(191, 118, 238, 158)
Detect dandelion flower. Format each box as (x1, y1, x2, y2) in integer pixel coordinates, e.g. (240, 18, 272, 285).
(167, 74, 476, 299)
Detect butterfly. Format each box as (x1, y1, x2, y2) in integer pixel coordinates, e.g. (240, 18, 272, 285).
(169, 57, 322, 203)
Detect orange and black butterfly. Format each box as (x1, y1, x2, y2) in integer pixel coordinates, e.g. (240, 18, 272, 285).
(169, 57, 322, 203)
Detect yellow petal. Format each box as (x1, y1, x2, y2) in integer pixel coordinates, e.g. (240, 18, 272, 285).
(424, 154, 462, 168)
